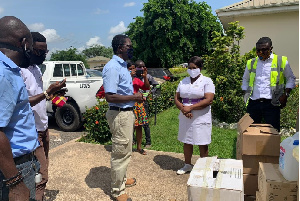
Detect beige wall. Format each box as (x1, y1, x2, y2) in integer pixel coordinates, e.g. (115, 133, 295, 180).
(230, 11, 299, 78)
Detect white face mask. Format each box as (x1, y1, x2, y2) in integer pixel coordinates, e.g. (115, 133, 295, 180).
(187, 68, 201, 78)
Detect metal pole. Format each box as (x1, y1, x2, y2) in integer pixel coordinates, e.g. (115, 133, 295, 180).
(154, 96, 157, 125)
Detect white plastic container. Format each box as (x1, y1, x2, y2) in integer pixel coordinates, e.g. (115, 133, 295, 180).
(279, 132, 299, 181)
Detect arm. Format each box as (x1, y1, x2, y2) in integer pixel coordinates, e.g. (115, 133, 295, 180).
(105, 92, 144, 103)
(181, 93, 214, 114)
(142, 68, 150, 90)
(0, 129, 30, 200)
(279, 61, 296, 108)
(174, 92, 183, 111)
(241, 65, 250, 93)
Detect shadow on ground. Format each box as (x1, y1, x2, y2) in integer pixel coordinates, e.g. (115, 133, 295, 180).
(85, 166, 111, 197)
(44, 189, 59, 201)
(153, 155, 185, 171)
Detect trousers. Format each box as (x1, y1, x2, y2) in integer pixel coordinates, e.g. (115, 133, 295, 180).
(106, 110, 135, 198)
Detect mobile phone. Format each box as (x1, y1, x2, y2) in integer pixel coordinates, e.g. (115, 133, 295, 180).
(136, 68, 143, 77)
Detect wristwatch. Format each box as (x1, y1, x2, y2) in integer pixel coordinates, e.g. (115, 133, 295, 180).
(43, 91, 51, 100)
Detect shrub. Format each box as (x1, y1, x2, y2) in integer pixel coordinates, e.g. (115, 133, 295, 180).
(281, 85, 299, 129)
(81, 99, 111, 143)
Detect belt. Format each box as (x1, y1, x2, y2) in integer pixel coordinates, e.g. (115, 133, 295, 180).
(252, 98, 271, 103)
(109, 106, 133, 111)
(182, 98, 204, 104)
(14, 152, 35, 165)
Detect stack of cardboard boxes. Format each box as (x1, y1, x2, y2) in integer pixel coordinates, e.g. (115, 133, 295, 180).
(236, 114, 280, 198)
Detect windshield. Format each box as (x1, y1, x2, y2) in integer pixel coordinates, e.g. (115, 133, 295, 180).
(86, 70, 102, 77)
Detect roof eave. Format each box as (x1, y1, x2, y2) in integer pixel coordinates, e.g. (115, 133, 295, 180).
(216, 4, 299, 17)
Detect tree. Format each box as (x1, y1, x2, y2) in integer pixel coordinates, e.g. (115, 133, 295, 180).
(82, 45, 113, 58)
(126, 0, 222, 68)
(205, 21, 248, 123)
(50, 48, 89, 67)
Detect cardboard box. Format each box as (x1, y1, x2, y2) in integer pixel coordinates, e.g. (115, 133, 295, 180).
(258, 162, 298, 201)
(244, 174, 258, 196)
(187, 157, 243, 201)
(241, 155, 278, 174)
(237, 113, 280, 156)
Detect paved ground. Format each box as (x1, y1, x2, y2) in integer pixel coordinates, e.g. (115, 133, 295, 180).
(46, 119, 195, 201)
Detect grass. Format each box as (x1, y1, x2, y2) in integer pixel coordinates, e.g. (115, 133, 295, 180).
(144, 106, 238, 159)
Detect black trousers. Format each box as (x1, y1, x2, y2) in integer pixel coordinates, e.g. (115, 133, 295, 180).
(247, 99, 281, 131)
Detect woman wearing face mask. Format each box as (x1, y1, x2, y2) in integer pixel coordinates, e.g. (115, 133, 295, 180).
(174, 56, 215, 175)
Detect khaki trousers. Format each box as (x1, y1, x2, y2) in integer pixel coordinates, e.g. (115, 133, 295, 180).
(106, 110, 135, 198)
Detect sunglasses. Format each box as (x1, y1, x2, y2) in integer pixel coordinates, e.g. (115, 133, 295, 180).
(33, 48, 49, 56)
(121, 44, 133, 49)
(256, 48, 271, 53)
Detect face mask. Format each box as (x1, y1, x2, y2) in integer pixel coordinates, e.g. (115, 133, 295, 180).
(0, 42, 32, 68)
(187, 68, 201, 78)
(30, 53, 45, 65)
(127, 48, 134, 59)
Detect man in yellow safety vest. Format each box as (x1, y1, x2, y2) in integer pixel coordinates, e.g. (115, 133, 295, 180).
(242, 37, 296, 131)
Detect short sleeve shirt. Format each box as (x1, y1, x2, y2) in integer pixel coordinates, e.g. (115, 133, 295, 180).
(133, 77, 149, 93)
(0, 52, 39, 158)
(102, 55, 135, 108)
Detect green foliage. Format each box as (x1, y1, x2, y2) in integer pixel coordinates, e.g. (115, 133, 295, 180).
(50, 47, 89, 67)
(82, 99, 111, 143)
(205, 21, 247, 123)
(169, 67, 188, 75)
(126, 0, 222, 68)
(281, 86, 299, 129)
(82, 45, 113, 58)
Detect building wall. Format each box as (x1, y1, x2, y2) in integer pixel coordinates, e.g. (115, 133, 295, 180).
(231, 11, 299, 78)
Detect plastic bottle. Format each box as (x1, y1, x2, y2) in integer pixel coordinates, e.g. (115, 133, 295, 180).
(279, 132, 299, 181)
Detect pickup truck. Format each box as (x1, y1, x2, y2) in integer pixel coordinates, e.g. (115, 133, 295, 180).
(39, 61, 103, 131)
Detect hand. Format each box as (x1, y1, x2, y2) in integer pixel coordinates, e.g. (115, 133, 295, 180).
(9, 182, 30, 201)
(142, 67, 147, 78)
(47, 78, 67, 95)
(279, 94, 288, 109)
(181, 105, 192, 114)
(184, 112, 193, 119)
(133, 92, 144, 103)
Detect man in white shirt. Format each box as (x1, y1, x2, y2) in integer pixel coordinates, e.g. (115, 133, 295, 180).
(242, 37, 296, 131)
(20, 32, 66, 201)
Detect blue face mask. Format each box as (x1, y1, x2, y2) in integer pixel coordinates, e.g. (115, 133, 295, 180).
(127, 48, 134, 59)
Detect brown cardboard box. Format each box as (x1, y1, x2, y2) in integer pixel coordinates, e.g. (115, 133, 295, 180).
(237, 113, 280, 156)
(242, 155, 278, 174)
(244, 174, 258, 196)
(258, 162, 298, 201)
(187, 157, 243, 201)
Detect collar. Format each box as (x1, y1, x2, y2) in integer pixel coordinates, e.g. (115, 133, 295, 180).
(0, 51, 19, 70)
(112, 55, 127, 67)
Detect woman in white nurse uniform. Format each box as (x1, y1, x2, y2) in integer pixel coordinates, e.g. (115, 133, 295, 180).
(174, 56, 215, 175)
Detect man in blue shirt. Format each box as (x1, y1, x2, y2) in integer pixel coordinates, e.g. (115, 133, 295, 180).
(103, 34, 143, 201)
(0, 16, 40, 200)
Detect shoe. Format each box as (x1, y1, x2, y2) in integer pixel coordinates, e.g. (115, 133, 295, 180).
(125, 178, 136, 187)
(112, 193, 132, 201)
(137, 149, 147, 155)
(144, 144, 151, 149)
(176, 164, 193, 175)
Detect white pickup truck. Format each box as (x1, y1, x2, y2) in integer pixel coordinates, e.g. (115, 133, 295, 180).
(39, 61, 103, 131)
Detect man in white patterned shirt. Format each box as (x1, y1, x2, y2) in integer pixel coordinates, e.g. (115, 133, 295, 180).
(242, 37, 296, 131)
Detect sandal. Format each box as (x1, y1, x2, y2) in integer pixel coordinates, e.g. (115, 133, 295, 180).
(137, 149, 147, 155)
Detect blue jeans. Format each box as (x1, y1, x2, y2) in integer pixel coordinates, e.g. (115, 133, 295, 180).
(0, 156, 40, 201)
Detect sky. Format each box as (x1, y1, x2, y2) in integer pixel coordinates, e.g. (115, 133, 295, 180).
(0, 0, 239, 58)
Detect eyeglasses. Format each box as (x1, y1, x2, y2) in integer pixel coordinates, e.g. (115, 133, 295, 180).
(121, 44, 133, 49)
(33, 48, 49, 56)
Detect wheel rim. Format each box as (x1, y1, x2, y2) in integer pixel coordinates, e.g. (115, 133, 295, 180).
(62, 109, 74, 125)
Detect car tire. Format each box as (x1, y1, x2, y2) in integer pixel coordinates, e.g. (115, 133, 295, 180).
(55, 102, 81, 132)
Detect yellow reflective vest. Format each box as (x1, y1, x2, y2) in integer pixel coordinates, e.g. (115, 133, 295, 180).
(245, 54, 287, 106)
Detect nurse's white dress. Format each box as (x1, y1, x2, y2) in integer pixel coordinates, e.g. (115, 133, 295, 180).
(176, 75, 215, 145)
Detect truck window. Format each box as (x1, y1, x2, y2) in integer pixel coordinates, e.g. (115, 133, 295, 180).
(63, 64, 70, 77)
(77, 64, 84, 76)
(71, 64, 77, 76)
(53, 64, 63, 77)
